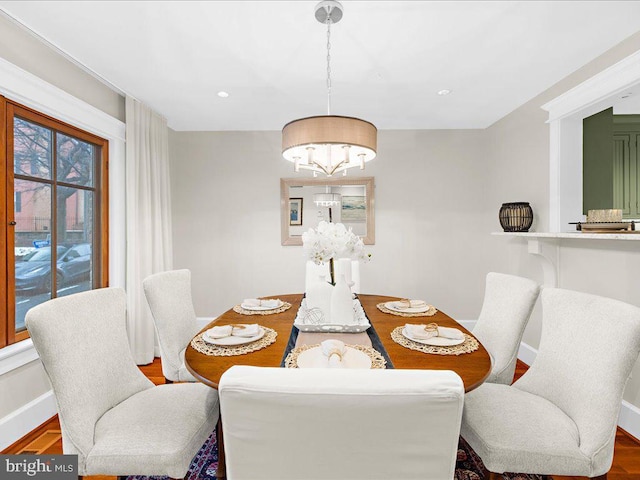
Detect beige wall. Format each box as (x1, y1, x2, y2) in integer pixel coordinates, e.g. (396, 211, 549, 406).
(169, 129, 493, 322)
(0, 13, 125, 121)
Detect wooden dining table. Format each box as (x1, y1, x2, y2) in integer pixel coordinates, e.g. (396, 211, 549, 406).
(185, 293, 492, 392)
(185, 293, 492, 478)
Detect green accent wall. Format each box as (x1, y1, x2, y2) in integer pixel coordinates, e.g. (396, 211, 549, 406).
(583, 107, 613, 214)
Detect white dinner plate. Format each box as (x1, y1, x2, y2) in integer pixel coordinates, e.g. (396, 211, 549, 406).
(401, 327, 465, 346)
(385, 301, 431, 314)
(296, 346, 372, 369)
(203, 327, 266, 346)
(241, 300, 283, 311)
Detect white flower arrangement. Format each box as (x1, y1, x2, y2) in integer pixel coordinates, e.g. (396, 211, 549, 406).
(302, 221, 370, 284)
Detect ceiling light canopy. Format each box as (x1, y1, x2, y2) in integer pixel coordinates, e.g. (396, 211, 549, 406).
(282, 0, 377, 177)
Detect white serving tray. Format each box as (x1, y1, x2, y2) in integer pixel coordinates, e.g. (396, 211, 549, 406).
(293, 298, 371, 333)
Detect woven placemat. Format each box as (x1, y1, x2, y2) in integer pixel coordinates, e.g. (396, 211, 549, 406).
(233, 302, 292, 315)
(390, 326, 479, 355)
(376, 302, 438, 317)
(284, 344, 387, 369)
(190, 327, 277, 356)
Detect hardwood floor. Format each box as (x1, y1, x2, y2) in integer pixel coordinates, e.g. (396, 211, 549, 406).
(3, 359, 639, 479)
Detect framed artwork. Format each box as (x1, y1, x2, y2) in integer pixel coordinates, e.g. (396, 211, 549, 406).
(341, 196, 366, 222)
(289, 198, 303, 226)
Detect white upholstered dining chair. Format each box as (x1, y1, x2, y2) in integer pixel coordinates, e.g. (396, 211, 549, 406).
(26, 288, 219, 478)
(143, 269, 200, 382)
(219, 366, 464, 480)
(461, 287, 640, 479)
(472, 272, 540, 384)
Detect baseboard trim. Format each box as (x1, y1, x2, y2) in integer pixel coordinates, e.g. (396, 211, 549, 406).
(619, 400, 640, 441)
(517, 341, 539, 367)
(0, 390, 57, 451)
(518, 341, 640, 442)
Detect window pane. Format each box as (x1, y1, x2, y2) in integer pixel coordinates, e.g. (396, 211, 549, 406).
(14, 180, 52, 334)
(56, 187, 94, 298)
(13, 117, 52, 179)
(57, 132, 95, 187)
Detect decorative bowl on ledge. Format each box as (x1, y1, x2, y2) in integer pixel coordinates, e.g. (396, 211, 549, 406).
(499, 202, 533, 232)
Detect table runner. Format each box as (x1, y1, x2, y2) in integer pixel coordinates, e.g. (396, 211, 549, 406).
(280, 297, 394, 368)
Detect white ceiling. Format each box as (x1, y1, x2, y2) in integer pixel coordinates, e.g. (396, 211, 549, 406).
(2, 1, 640, 131)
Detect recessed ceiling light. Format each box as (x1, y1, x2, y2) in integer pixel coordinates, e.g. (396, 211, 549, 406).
(437, 89, 452, 96)
(217, 91, 229, 98)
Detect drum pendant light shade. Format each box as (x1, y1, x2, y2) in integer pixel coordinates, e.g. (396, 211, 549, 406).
(282, 115, 377, 176)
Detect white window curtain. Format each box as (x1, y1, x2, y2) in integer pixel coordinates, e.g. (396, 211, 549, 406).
(125, 96, 173, 364)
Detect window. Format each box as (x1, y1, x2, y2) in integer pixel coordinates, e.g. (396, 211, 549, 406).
(1, 97, 109, 347)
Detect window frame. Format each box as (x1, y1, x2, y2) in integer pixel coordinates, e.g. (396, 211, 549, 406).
(1, 96, 109, 347)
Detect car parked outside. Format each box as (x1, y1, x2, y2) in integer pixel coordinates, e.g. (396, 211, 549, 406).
(15, 243, 92, 293)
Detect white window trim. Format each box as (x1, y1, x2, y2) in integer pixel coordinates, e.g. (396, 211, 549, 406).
(0, 56, 126, 373)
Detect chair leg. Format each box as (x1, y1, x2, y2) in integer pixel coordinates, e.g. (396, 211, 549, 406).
(216, 420, 226, 479)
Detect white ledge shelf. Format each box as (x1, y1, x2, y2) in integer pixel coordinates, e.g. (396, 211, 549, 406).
(492, 231, 640, 287)
(492, 231, 640, 241)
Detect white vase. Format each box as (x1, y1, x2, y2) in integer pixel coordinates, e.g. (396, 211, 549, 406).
(334, 258, 354, 289)
(330, 274, 355, 325)
(305, 276, 333, 323)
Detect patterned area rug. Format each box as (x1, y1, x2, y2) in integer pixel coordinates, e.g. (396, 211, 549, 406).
(126, 433, 552, 480)
(125, 431, 218, 480)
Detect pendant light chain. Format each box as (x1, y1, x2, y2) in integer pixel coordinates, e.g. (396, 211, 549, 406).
(326, 17, 332, 115)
